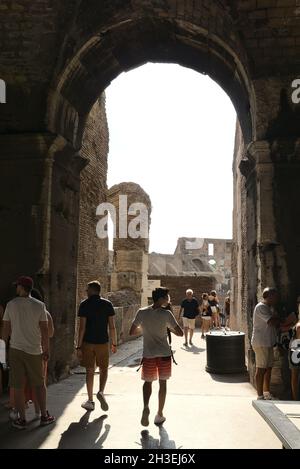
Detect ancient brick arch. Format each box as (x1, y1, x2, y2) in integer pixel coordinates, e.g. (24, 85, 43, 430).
(48, 6, 254, 148)
(1, 1, 300, 387)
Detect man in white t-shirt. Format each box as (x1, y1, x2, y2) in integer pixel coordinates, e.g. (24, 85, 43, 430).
(2, 276, 55, 429)
(130, 287, 183, 427)
(251, 287, 280, 400)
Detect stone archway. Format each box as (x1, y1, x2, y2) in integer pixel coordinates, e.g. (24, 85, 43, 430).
(48, 9, 254, 148)
(43, 4, 258, 379)
(1, 1, 299, 387)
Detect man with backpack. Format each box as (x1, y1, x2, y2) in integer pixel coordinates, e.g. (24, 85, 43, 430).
(130, 287, 183, 427)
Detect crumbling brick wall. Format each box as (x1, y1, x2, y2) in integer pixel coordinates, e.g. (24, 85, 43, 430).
(77, 94, 109, 306)
(148, 275, 216, 306)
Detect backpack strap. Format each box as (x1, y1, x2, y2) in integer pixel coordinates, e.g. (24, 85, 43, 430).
(136, 357, 143, 372)
(136, 329, 178, 371)
(167, 328, 178, 365)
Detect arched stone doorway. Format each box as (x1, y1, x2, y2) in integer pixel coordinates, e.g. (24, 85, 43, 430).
(48, 11, 254, 147)
(45, 8, 255, 379)
(1, 2, 299, 385)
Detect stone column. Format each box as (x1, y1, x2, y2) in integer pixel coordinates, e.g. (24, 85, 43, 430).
(0, 133, 57, 303)
(0, 133, 87, 381)
(107, 182, 151, 307)
(245, 139, 297, 397)
(247, 140, 289, 300)
(47, 139, 88, 380)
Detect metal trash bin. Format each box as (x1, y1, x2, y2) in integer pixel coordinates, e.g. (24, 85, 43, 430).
(206, 330, 247, 374)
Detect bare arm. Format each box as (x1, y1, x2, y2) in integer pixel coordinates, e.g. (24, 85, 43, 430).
(279, 313, 297, 332)
(172, 324, 184, 337)
(77, 317, 86, 348)
(39, 321, 49, 359)
(108, 316, 117, 353)
(46, 311, 54, 338)
(2, 320, 11, 343)
(129, 323, 140, 336)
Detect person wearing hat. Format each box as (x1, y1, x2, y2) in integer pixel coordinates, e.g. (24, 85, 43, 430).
(1, 276, 55, 429)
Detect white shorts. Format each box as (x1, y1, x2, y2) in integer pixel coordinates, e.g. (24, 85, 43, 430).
(182, 318, 196, 329)
(202, 316, 211, 321)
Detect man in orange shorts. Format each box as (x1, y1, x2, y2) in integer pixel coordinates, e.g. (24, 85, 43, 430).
(76, 281, 117, 412)
(130, 287, 183, 426)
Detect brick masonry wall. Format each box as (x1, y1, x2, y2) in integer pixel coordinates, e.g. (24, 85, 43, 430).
(148, 275, 216, 306)
(77, 94, 109, 305)
(0, 0, 77, 133)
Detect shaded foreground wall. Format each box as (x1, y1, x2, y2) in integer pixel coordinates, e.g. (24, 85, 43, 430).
(232, 120, 300, 398)
(48, 96, 110, 381)
(1, 1, 300, 393)
(77, 95, 109, 304)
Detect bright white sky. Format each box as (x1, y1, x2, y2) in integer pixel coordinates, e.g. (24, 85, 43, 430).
(106, 63, 236, 254)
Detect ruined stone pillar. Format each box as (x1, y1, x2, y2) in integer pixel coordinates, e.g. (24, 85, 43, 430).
(107, 183, 151, 307)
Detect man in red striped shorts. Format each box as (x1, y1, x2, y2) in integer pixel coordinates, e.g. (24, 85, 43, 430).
(130, 287, 183, 426)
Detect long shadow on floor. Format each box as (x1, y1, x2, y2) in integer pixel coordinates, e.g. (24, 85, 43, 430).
(58, 412, 110, 449)
(181, 345, 205, 354)
(0, 374, 86, 449)
(138, 427, 178, 449)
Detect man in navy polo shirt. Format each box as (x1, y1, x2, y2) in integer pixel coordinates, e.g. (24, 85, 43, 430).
(179, 289, 200, 346)
(76, 281, 117, 412)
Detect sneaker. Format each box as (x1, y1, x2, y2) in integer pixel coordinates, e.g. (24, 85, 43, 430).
(189, 341, 193, 346)
(141, 407, 150, 427)
(81, 400, 95, 411)
(9, 408, 19, 422)
(96, 391, 109, 411)
(12, 418, 27, 430)
(183, 342, 188, 347)
(263, 392, 276, 400)
(257, 395, 265, 400)
(40, 411, 55, 426)
(154, 414, 166, 426)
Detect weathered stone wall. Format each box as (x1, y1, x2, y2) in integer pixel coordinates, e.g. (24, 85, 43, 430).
(232, 122, 249, 336)
(0, 134, 58, 305)
(47, 141, 87, 381)
(148, 275, 216, 306)
(0, 0, 76, 134)
(272, 140, 300, 308)
(77, 94, 109, 305)
(108, 182, 151, 307)
(232, 123, 300, 396)
(114, 304, 141, 345)
(1, 1, 300, 392)
(149, 237, 232, 290)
